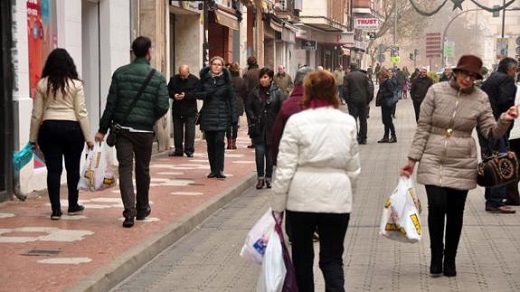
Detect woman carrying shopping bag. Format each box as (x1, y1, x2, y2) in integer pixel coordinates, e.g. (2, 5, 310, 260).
(272, 70, 361, 291)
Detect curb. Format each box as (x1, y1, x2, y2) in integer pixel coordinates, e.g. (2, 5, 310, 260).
(67, 171, 257, 292)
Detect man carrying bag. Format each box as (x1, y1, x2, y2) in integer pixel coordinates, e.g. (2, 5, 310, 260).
(95, 36, 170, 228)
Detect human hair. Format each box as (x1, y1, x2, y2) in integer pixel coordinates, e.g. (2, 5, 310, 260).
(41, 48, 79, 99)
(210, 56, 225, 66)
(259, 67, 274, 79)
(247, 56, 257, 66)
(350, 63, 358, 71)
(300, 70, 340, 109)
(294, 66, 314, 86)
(497, 57, 518, 74)
(131, 36, 152, 58)
(229, 62, 241, 76)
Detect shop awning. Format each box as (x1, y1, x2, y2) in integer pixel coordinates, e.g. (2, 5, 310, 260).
(215, 9, 239, 31)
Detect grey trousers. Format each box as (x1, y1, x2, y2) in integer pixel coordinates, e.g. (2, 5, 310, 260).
(115, 129, 154, 218)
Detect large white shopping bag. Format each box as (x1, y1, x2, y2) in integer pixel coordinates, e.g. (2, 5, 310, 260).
(379, 177, 422, 243)
(256, 230, 286, 292)
(240, 208, 277, 265)
(77, 142, 116, 191)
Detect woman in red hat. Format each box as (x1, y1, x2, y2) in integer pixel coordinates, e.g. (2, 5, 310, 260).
(400, 55, 519, 277)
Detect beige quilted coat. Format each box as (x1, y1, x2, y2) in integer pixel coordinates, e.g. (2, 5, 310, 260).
(408, 82, 512, 190)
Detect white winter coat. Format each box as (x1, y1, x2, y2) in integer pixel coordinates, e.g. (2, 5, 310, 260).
(272, 107, 361, 213)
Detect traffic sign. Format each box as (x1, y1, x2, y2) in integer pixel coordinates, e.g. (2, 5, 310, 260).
(516, 46, 520, 55)
(426, 32, 442, 58)
(444, 41, 455, 58)
(378, 44, 385, 54)
(377, 54, 385, 63)
(390, 56, 400, 63)
(516, 36, 520, 45)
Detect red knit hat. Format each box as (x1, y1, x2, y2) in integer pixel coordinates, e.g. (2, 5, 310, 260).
(453, 55, 483, 80)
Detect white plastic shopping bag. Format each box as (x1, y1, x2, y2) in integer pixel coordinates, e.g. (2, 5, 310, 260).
(78, 142, 116, 191)
(240, 208, 277, 265)
(256, 230, 286, 292)
(379, 176, 422, 243)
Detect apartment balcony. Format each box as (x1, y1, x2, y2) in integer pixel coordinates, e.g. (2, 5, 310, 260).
(352, 0, 371, 14)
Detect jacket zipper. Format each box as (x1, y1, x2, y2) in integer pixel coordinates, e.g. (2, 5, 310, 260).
(439, 90, 461, 186)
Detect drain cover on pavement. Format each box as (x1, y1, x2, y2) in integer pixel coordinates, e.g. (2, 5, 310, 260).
(22, 249, 61, 256)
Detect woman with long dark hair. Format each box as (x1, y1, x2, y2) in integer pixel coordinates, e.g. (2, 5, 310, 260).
(29, 48, 94, 220)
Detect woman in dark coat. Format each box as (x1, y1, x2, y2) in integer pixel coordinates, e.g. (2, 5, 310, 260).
(376, 69, 398, 143)
(196, 56, 238, 178)
(245, 67, 283, 189)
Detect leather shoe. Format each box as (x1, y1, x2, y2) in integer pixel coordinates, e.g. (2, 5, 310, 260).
(207, 172, 216, 178)
(123, 217, 134, 228)
(169, 151, 183, 157)
(358, 140, 367, 145)
(247, 144, 255, 149)
(485, 205, 516, 214)
(136, 208, 151, 220)
(265, 180, 271, 189)
(256, 179, 265, 189)
(377, 138, 389, 143)
(185, 152, 194, 157)
(216, 171, 226, 179)
(388, 137, 397, 143)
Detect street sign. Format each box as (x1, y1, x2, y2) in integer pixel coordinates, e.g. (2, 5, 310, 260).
(496, 38, 508, 58)
(426, 32, 442, 58)
(301, 40, 317, 51)
(444, 41, 455, 58)
(390, 44, 400, 64)
(378, 44, 385, 54)
(377, 54, 385, 63)
(515, 46, 520, 55)
(516, 36, 520, 46)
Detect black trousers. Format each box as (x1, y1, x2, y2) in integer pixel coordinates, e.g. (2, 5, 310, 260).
(413, 100, 422, 123)
(381, 106, 396, 138)
(287, 210, 350, 292)
(205, 130, 225, 174)
(348, 101, 368, 142)
(116, 130, 154, 218)
(38, 120, 85, 212)
(425, 185, 468, 259)
(173, 113, 196, 155)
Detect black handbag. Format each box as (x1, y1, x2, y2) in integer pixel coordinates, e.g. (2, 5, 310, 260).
(477, 151, 519, 187)
(106, 69, 156, 147)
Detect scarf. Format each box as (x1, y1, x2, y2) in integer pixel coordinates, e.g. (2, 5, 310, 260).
(308, 99, 333, 109)
(210, 71, 223, 78)
(449, 78, 475, 95)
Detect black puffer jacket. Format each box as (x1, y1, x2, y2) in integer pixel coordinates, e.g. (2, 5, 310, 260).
(168, 73, 199, 116)
(98, 58, 170, 133)
(245, 83, 283, 145)
(195, 67, 238, 131)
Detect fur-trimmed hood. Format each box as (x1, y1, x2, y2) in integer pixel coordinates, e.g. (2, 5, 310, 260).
(199, 66, 232, 83)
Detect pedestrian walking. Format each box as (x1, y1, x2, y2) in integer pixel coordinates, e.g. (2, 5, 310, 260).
(29, 48, 94, 220)
(167, 64, 199, 157)
(344, 63, 371, 144)
(272, 69, 361, 292)
(410, 67, 434, 122)
(227, 62, 247, 150)
(196, 56, 238, 179)
(376, 69, 398, 143)
(273, 64, 294, 100)
(439, 66, 453, 82)
(333, 65, 345, 99)
(478, 57, 518, 213)
(243, 56, 260, 148)
(245, 67, 283, 189)
(401, 54, 519, 277)
(96, 36, 170, 228)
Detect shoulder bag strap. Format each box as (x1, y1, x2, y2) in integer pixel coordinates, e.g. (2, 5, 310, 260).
(119, 69, 156, 125)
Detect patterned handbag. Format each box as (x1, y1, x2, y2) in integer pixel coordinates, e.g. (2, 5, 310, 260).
(477, 151, 519, 187)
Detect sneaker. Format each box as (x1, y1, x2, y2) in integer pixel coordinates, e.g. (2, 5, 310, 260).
(51, 210, 62, 220)
(136, 208, 151, 221)
(123, 217, 135, 228)
(67, 205, 85, 215)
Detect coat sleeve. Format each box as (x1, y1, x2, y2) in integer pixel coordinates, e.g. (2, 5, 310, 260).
(272, 116, 301, 212)
(73, 81, 93, 143)
(98, 73, 119, 134)
(477, 95, 512, 140)
(408, 86, 435, 161)
(345, 122, 361, 190)
(29, 81, 45, 143)
(228, 83, 238, 124)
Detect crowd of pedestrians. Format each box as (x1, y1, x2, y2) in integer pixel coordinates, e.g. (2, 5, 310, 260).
(28, 35, 520, 290)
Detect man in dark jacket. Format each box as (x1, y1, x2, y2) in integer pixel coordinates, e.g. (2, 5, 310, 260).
(478, 57, 518, 214)
(96, 36, 170, 228)
(344, 63, 371, 144)
(243, 56, 260, 148)
(410, 67, 434, 122)
(167, 65, 199, 157)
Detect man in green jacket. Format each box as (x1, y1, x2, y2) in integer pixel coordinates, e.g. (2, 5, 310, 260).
(96, 36, 170, 228)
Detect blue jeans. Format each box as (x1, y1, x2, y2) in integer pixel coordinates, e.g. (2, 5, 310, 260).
(255, 143, 272, 179)
(477, 133, 508, 208)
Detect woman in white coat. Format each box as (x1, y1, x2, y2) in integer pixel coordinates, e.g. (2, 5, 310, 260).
(272, 70, 361, 291)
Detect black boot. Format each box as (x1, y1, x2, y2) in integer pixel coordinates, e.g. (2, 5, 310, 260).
(430, 251, 443, 277)
(216, 171, 226, 179)
(443, 253, 457, 277)
(377, 137, 389, 143)
(388, 135, 397, 143)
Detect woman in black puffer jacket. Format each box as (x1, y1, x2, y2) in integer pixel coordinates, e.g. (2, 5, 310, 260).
(245, 67, 283, 189)
(196, 56, 238, 178)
